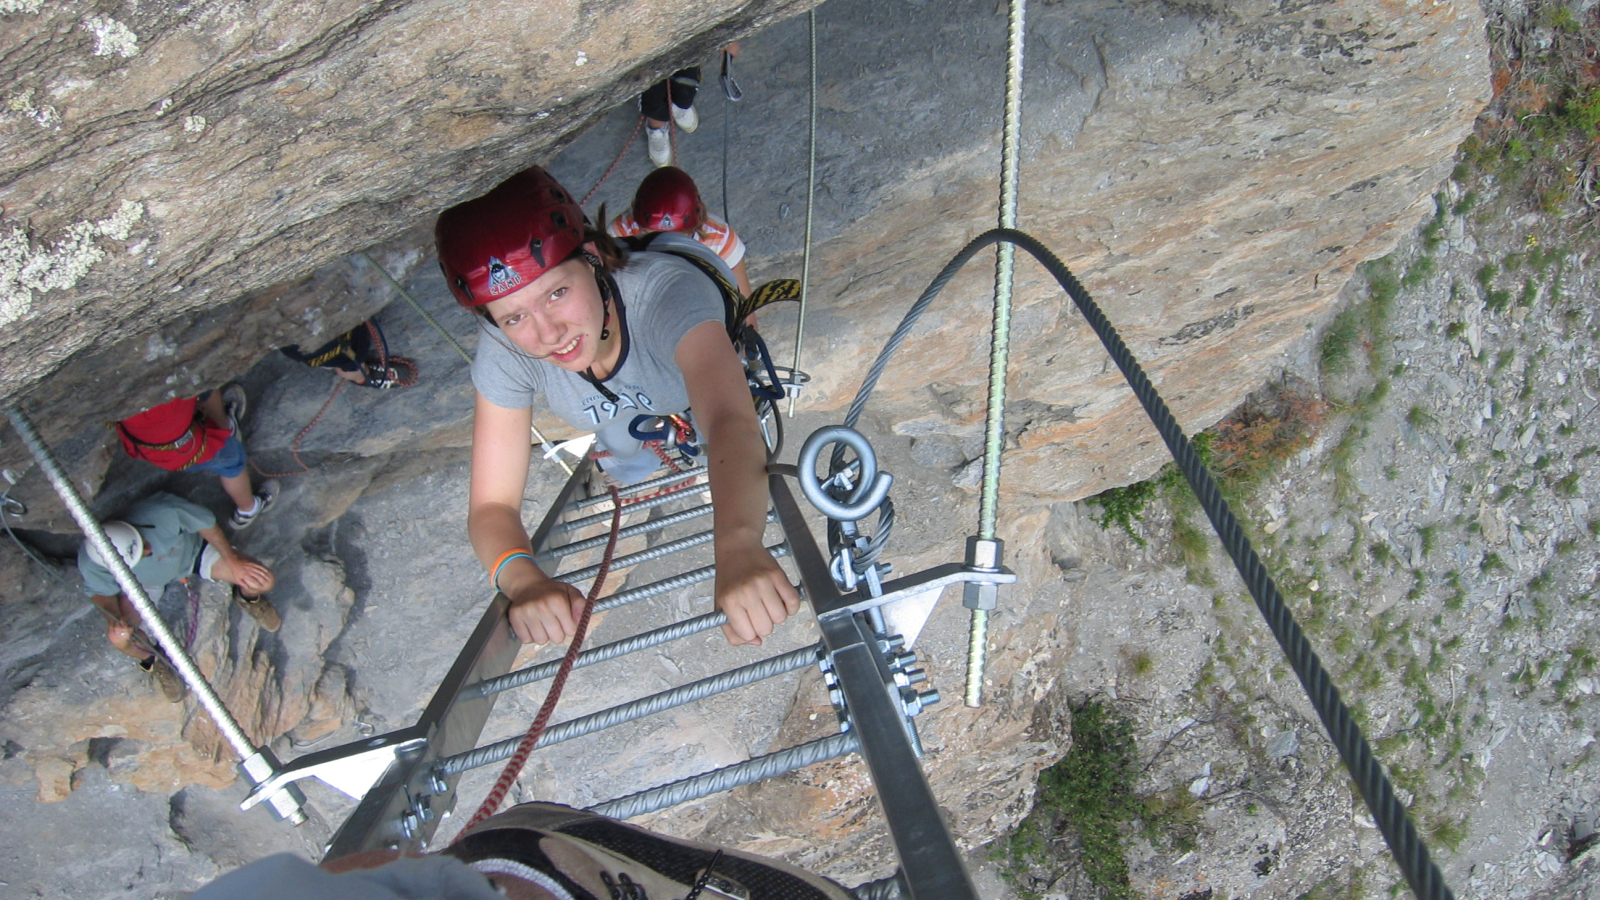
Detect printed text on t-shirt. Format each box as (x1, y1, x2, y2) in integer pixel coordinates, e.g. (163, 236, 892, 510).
(584, 390, 655, 425)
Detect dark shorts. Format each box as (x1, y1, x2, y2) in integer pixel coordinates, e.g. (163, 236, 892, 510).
(191, 433, 246, 478)
(639, 67, 701, 122)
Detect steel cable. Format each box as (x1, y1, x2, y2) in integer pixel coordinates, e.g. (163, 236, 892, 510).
(841, 227, 1454, 900)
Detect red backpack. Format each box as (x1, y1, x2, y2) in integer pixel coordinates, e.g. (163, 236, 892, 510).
(113, 397, 230, 471)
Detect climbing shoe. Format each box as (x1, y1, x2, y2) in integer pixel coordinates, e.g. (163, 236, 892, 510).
(221, 383, 247, 436)
(233, 586, 282, 632)
(670, 101, 698, 133)
(647, 125, 672, 168)
(141, 655, 187, 703)
(230, 479, 279, 530)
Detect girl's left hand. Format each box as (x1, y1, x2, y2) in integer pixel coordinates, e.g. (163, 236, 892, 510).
(714, 544, 800, 646)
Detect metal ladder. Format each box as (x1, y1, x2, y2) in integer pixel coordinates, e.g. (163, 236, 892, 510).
(240, 428, 1015, 900)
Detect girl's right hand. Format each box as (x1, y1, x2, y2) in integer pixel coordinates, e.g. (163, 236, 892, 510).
(506, 578, 588, 645)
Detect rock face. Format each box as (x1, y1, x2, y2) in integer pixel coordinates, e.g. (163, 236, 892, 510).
(0, 0, 816, 409)
(0, 0, 1490, 896)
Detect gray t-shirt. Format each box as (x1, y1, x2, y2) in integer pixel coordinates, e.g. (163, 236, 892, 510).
(472, 240, 732, 483)
(78, 492, 214, 597)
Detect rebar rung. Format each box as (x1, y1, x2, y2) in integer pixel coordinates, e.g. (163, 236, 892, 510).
(439, 644, 822, 777)
(555, 511, 778, 584)
(553, 501, 715, 559)
(557, 483, 711, 534)
(587, 732, 860, 820)
(570, 469, 705, 511)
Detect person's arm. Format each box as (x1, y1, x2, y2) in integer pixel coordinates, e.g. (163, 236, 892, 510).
(469, 392, 587, 645)
(676, 321, 800, 645)
(196, 526, 274, 594)
(731, 259, 753, 298)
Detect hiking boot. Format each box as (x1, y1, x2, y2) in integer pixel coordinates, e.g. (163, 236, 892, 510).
(230, 479, 279, 530)
(221, 383, 247, 436)
(141, 655, 187, 703)
(646, 125, 672, 167)
(670, 102, 698, 133)
(233, 586, 282, 632)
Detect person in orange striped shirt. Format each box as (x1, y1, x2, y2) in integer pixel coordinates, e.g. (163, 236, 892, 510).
(606, 167, 752, 298)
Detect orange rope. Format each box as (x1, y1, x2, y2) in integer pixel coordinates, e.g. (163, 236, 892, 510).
(581, 116, 646, 207)
(249, 381, 345, 479)
(457, 484, 623, 832)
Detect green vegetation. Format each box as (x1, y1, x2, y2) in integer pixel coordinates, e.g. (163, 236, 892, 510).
(1000, 700, 1145, 900)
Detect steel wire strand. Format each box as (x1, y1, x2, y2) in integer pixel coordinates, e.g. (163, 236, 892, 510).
(441, 645, 821, 777)
(840, 227, 1454, 900)
(587, 731, 859, 820)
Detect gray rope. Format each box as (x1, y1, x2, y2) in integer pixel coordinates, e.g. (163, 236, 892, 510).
(440, 645, 821, 777)
(587, 732, 859, 820)
(787, 8, 819, 418)
(847, 228, 1455, 900)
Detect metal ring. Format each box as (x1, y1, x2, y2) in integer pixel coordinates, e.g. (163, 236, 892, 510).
(797, 426, 893, 522)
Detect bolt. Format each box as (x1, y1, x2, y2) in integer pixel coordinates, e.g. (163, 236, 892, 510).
(400, 810, 418, 839)
(906, 668, 927, 684)
(428, 772, 449, 794)
(963, 580, 998, 611)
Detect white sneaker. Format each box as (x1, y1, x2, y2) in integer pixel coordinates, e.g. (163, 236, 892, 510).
(646, 125, 672, 167)
(670, 102, 698, 133)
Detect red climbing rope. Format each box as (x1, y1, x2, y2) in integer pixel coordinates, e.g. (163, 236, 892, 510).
(457, 484, 624, 833)
(580, 115, 646, 207)
(249, 381, 346, 479)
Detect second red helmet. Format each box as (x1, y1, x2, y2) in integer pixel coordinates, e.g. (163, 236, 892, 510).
(632, 166, 703, 234)
(435, 166, 586, 308)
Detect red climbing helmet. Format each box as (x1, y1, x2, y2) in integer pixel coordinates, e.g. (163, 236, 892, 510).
(632, 166, 703, 234)
(435, 166, 586, 308)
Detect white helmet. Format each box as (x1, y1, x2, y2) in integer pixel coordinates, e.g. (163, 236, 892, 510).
(87, 521, 144, 570)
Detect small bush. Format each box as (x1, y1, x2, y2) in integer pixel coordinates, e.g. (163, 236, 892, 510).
(1321, 308, 1365, 375)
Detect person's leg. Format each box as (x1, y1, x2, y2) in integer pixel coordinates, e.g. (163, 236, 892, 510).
(196, 390, 229, 427)
(640, 78, 672, 126)
(667, 67, 701, 112)
(220, 471, 256, 512)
